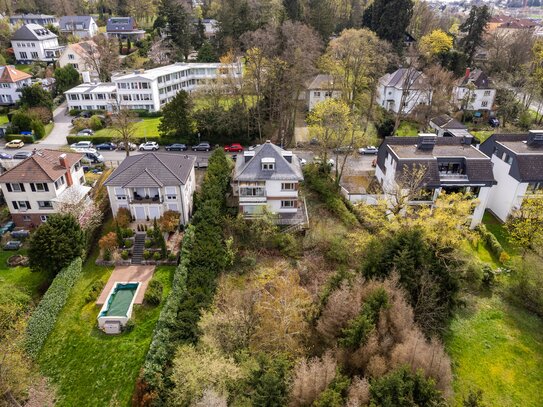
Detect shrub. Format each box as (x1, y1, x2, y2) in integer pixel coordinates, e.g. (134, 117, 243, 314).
(10, 111, 33, 133)
(89, 115, 104, 131)
(25, 258, 83, 358)
(99, 232, 118, 253)
(124, 228, 134, 238)
(159, 210, 181, 233)
(5, 134, 35, 143)
(124, 239, 133, 248)
(274, 233, 301, 258)
(144, 240, 152, 248)
(507, 256, 543, 317)
(31, 119, 45, 139)
(477, 224, 505, 260)
(28, 106, 53, 124)
(143, 250, 151, 260)
(153, 251, 162, 261)
(168, 252, 177, 261)
(103, 249, 112, 261)
(116, 208, 131, 228)
(481, 265, 496, 287)
(144, 280, 163, 306)
(124, 319, 135, 333)
(121, 250, 129, 260)
(72, 117, 90, 132)
(86, 279, 105, 303)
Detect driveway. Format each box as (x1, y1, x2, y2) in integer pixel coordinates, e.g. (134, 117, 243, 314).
(37, 102, 72, 147)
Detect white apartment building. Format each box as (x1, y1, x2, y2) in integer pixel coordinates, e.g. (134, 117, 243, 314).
(11, 24, 64, 63)
(377, 68, 432, 114)
(232, 141, 307, 225)
(0, 150, 88, 227)
(0, 65, 32, 105)
(479, 132, 543, 221)
(375, 134, 496, 227)
(64, 82, 117, 111)
(64, 62, 241, 112)
(104, 153, 196, 224)
(452, 68, 496, 112)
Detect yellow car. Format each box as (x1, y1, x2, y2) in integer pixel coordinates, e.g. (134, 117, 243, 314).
(5, 139, 24, 149)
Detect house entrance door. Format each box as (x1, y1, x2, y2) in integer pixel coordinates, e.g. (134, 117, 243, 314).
(134, 206, 145, 220)
(149, 206, 161, 220)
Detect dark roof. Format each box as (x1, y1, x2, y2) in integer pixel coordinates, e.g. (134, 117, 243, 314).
(104, 153, 195, 187)
(458, 69, 492, 89)
(0, 149, 82, 183)
(233, 142, 303, 182)
(59, 16, 96, 30)
(430, 114, 467, 130)
(12, 24, 57, 41)
(380, 68, 429, 90)
(480, 133, 543, 182)
(377, 136, 495, 187)
(106, 17, 138, 32)
(305, 74, 337, 90)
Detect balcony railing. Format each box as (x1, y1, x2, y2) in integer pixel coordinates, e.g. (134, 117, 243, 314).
(130, 195, 163, 204)
(439, 172, 469, 180)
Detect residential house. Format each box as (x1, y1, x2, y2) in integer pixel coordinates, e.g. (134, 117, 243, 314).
(65, 62, 241, 112)
(232, 141, 307, 225)
(11, 24, 64, 63)
(487, 15, 537, 35)
(375, 134, 496, 227)
(303, 74, 341, 110)
(202, 19, 218, 37)
(58, 41, 99, 81)
(106, 17, 145, 40)
(64, 82, 117, 112)
(479, 131, 543, 222)
(9, 14, 58, 27)
(0, 150, 88, 227)
(59, 16, 99, 38)
(104, 153, 196, 224)
(452, 68, 496, 112)
(377, 68, 432, 114)
(429, 114, 471, 138)
(0, 65, 32, 105)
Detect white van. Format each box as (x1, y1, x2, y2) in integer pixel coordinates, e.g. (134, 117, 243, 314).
(74, 148, 105, 164)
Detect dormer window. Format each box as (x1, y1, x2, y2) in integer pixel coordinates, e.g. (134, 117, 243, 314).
(261, 157, 275, 171)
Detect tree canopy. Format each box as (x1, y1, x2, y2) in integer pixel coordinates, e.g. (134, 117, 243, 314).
(458, 5, 491, 65)
(159, 90, 194, 138)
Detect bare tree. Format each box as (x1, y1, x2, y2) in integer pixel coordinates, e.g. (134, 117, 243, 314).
(422, 64, 455, 121)
(385, 163, 430, 215)
(394, 67, 431, 132)
(111, 103, 138, 157)
(83, 34, 121, 82)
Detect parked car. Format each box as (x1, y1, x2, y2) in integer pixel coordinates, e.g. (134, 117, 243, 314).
(0, 152, 12, 159)
(13, 151, 32, 159)
(95, 142, 117, 151)
(77, 128, 94, 136)
(70, 141, 94, 149)
(192, 142, 211, 151)
(248, 144, 261, 151)
(314, 157, 335, 167)
(74, 148, 104, 164)
(358, 146, 379, 155)
(3, 240, 22, 250)
(299, 157, 307, 166)
(117, 141, 137, 151)
(165, 143, 187, 151)
(224, 143, 244, 152)
(0, 221, 15, 235)
(5, 139, 24, 148)
(489, 117, 500, 128)
(10, 230, 30, 239)
(139, 141, 160, 151)
(333, 145, 354, 154)
(71, 110, 92, 123)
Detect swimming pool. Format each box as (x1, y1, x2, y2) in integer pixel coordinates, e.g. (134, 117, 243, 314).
(97, 282, 140, 334)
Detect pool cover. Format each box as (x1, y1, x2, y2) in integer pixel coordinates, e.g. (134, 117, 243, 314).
(104, 284, 138, 316)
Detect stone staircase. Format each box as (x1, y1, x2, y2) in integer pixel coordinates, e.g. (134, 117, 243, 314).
(131, 233, 146, 264)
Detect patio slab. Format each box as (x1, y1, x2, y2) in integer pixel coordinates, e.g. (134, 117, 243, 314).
(96, 265, 155, 305)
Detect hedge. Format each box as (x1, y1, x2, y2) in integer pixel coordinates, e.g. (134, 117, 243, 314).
(66, 135, 162, 146)
(24, 257, 83, 359)
(6, 134, 35, 143)
(477, 224, 505, 259)
(69, 108, 106, 116)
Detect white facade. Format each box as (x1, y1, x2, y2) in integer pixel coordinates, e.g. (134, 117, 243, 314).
(59, 17, 98, 38)
(377, 84, 432, 114)
(107, 167, 196, 225)
(65, 62, 241, 112)
(64, 83, 117, 112)
(58, 42, 99, 81)
(0, 66, 32, 105)
(453, 86, 496, 111)
(234, 179, 300, 215)
(12, 24, 64, 63)
(306, 89, 342, 110)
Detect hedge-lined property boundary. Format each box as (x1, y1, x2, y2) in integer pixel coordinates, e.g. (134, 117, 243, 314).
(477, 224, 506, 260)
(24, 257, 83, 359)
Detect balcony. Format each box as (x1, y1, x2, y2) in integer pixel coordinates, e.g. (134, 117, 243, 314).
(130, 194, 163, 204)
(439, 172, 469, 181)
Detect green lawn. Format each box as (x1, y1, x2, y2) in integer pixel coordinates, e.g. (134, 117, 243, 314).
(15, 64, 32, 73)
(482, 211, 517, 255)
(446, 294, 543, 407)
(470, 130, 494, 143)
(38, 258, 175, 407)
(0, 248, 49, 301)
(0, 115, 9, 125)
(395, 120, 420, 137)
(93, 117, 161, 139)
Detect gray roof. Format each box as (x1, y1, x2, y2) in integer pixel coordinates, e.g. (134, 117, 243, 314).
(233, 142, 304, 182)
(106, 17, 139, 32)
(377, 137, 495, 187)
(480, 133, 543, 182)
(12, 24, 57, 41)
(59, 16, 96, 30)
(430, 114, 467, 130)
(305, 74, 337, 90)
(457, 69, 492, 89)
(104, 153, 195, 188)
(379, 68, 429, 90)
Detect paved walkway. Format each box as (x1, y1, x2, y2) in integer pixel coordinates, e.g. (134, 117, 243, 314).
(37, 102, 71, 147)
(96, 265, 155, 305)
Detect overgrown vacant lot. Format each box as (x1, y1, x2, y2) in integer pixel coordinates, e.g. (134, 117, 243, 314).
(0, 249, 49, 301)
(446, 294, 543, 407)
(38, 259, 174, 407)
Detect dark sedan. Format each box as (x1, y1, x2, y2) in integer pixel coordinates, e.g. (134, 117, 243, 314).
(4, 240, 22, 250)
(95, 142, 117, 151)
(191, 142, 211, 152)
(13, 151, 32, 159)
(165, 143, 188, 151)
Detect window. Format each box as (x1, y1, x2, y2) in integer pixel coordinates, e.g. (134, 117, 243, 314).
(281, 200, 295, 208)
(19, 52, 28, 59)
(314, 91, 321, 97)
(484, 90, 491, 96)
(9, 183, 24, 192)
(481, 101, 488, 107)
(31, 183, 48, 192)
(40, 215, 48, 222)
(31, 52, 38, 59)
(114, 187, 127, 200)
(262, 163, 275, 170)
(16, 201, 30, 210)
(79, 176, 84, 184)
(23, 215, 31, 222)
(72, 63, 79, 70)
(502, 152, 513, 165)
(325, 91, 332, 97)
(438, 162, 462, 174)
(38, 201, 53, 209)
(74, 162, 81, 171)
(281, 183, 296, 191)
(527, 182, 543, 194)
(240, 186, 265, 197)
(54, 176, 65, 189)
(165, 186, 177, 200)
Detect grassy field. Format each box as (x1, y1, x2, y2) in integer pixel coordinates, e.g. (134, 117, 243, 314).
(0, 115, 9, 125)
(482, 211, 517, 255)
(470, 130, 494, 142)
(395, 120, 420, 137)
(446, 294, 543, 407)
(14, 64, 32, 73)
(0, 248, 49, 301)
(38, 257, 175, 407)
(93, 117, 161, 139)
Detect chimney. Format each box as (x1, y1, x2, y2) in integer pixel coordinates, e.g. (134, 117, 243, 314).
(59, 153, 73, 186)
(465, 67, 471, 79)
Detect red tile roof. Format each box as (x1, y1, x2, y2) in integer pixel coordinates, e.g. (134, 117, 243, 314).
(0, 65, 32, 83)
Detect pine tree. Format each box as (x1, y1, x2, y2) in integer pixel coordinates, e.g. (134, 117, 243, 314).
(458, 5, 491, 65)
(158, 0, 192, 60)
(362, 0, 414, 46)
